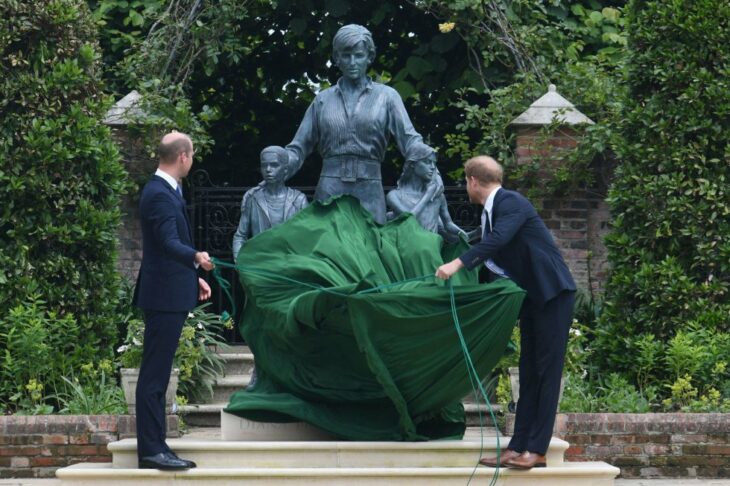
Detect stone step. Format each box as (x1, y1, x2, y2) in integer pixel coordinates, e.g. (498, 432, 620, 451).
(181, 401, 503, 428)
(217, 344, 250, 355)
(220, 352, 255, 377)
(211, 375, 251, 403)
(57, 462, 619, 486)
(105, 435, 568, 469)
(179, 403, 229, 427)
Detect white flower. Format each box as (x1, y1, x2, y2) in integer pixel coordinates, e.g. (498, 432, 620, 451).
(197, 322, 204, 330)
(132, 338, 142, 346)
(117, 345, 128, 353)
(188, 313, 195, 318)
(570, 328, 582, 337)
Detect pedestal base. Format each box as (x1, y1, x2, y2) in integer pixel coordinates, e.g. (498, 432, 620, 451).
(220, 410, 337, 441)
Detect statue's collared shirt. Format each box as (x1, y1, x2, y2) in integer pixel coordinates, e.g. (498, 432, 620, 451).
(286, 77, 422, 171)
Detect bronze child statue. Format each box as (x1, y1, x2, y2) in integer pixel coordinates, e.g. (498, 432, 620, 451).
(387, 142, 467, 242)
(232, 145, 308, 260)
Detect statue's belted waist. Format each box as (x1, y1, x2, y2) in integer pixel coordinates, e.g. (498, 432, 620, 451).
(321, 156, 381, 182)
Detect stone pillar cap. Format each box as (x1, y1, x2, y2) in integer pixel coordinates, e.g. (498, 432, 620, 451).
(103, 90, 147, 126)
(510, 84, 594, 126)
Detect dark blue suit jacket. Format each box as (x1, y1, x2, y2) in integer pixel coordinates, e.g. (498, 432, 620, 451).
(133, 175, 198, 312)
(459, 188, 575, 308)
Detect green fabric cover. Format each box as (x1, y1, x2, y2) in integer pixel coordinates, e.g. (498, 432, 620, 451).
(224, 196, 525, 440)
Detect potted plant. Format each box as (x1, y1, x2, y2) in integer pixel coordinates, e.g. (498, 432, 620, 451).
(117, 303, 232, 413)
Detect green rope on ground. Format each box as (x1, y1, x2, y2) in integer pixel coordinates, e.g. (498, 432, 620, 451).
(211, 257, 502, 485)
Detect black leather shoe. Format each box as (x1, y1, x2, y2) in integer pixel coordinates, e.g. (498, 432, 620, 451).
(165, 451, 197, 468)
(138, 452, 191, 470)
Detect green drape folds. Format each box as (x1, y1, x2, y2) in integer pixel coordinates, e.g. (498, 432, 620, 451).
(225, 196, 525, 441)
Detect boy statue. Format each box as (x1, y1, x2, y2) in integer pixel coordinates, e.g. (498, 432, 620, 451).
(232, 146, 308, 261)
(386, 142, 467, 242)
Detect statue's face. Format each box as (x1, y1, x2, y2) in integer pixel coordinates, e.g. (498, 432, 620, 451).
(413, 155, 436, 182)
(261, 153, 286, 184)
(335, 41, 371, 81)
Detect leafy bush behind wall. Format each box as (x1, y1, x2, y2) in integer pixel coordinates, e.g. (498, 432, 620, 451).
(594, 0, 730, 403)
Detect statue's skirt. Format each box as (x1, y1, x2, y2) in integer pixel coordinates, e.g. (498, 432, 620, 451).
(225, 196, 525, 441)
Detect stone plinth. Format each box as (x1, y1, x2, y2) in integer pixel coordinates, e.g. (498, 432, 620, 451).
(220, 411, 337, 441)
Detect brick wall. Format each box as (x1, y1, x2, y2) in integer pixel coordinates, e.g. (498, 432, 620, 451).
(506, 413, 730, 478)
(0, 415, 178, 479)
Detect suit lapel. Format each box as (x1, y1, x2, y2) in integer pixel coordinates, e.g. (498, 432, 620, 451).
(491, 188, 505, 230)
(153, 175, 193, 241)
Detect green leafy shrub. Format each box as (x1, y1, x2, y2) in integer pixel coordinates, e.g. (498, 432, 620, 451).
(56, 361, 126, 415)
(0, 0, 127, 411)
(0, 294, 84, 413)
(592, 0, 730, 405)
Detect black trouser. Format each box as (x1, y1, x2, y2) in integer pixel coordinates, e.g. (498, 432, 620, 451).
(508, 290, 575, 455)
(135, 310, 186, 458)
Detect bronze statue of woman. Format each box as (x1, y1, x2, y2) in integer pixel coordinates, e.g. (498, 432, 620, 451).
(285, 24, 423, 224)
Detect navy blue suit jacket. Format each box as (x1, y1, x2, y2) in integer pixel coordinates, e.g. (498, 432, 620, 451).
(133, 175, 198, 312)
(459, 188, 575, 308)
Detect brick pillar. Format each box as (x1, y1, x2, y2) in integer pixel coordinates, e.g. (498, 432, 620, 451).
(509, 85, 610, 294)
(512, 126, 611, 294)
(108, 127, 156, 281)
(104, 91, 158, 282)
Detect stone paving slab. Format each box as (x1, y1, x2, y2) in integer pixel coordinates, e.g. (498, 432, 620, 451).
(4, 478, 730, 485)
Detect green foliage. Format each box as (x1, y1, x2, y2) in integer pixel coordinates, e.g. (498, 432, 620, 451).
(0, 295, 83, 412)
(117, 303, 231, 402)
(57, 368, 127, 415)
(560, 372, 655, 413)
(94, 0, 249, 158)
(592, 0, 730, 405)
(415, 0, 628, 194)
(0, 0, 127, 410)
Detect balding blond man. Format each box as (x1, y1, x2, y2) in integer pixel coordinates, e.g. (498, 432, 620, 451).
(133, 132, 213, 470)
(436, 155, 575, 469)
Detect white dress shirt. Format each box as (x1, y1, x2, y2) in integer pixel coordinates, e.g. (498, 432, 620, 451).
(155, 168, 180, 193)
(481, 186, 507, 277)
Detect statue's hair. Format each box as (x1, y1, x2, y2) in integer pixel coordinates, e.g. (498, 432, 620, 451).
(397, 142, 437, 189)
(158, 132, 192, 163)
(332, 24, 376, 60)
(464, 155, 503, 185)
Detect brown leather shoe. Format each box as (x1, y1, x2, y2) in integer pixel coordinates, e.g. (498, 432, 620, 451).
(478, 449, 521, 467)
(504, 451, 547, 469)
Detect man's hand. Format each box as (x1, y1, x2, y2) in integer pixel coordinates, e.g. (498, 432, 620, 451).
(435, 258, 464, 280)
(198, 278, 212, 301)
(195, 251, 214, 271)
